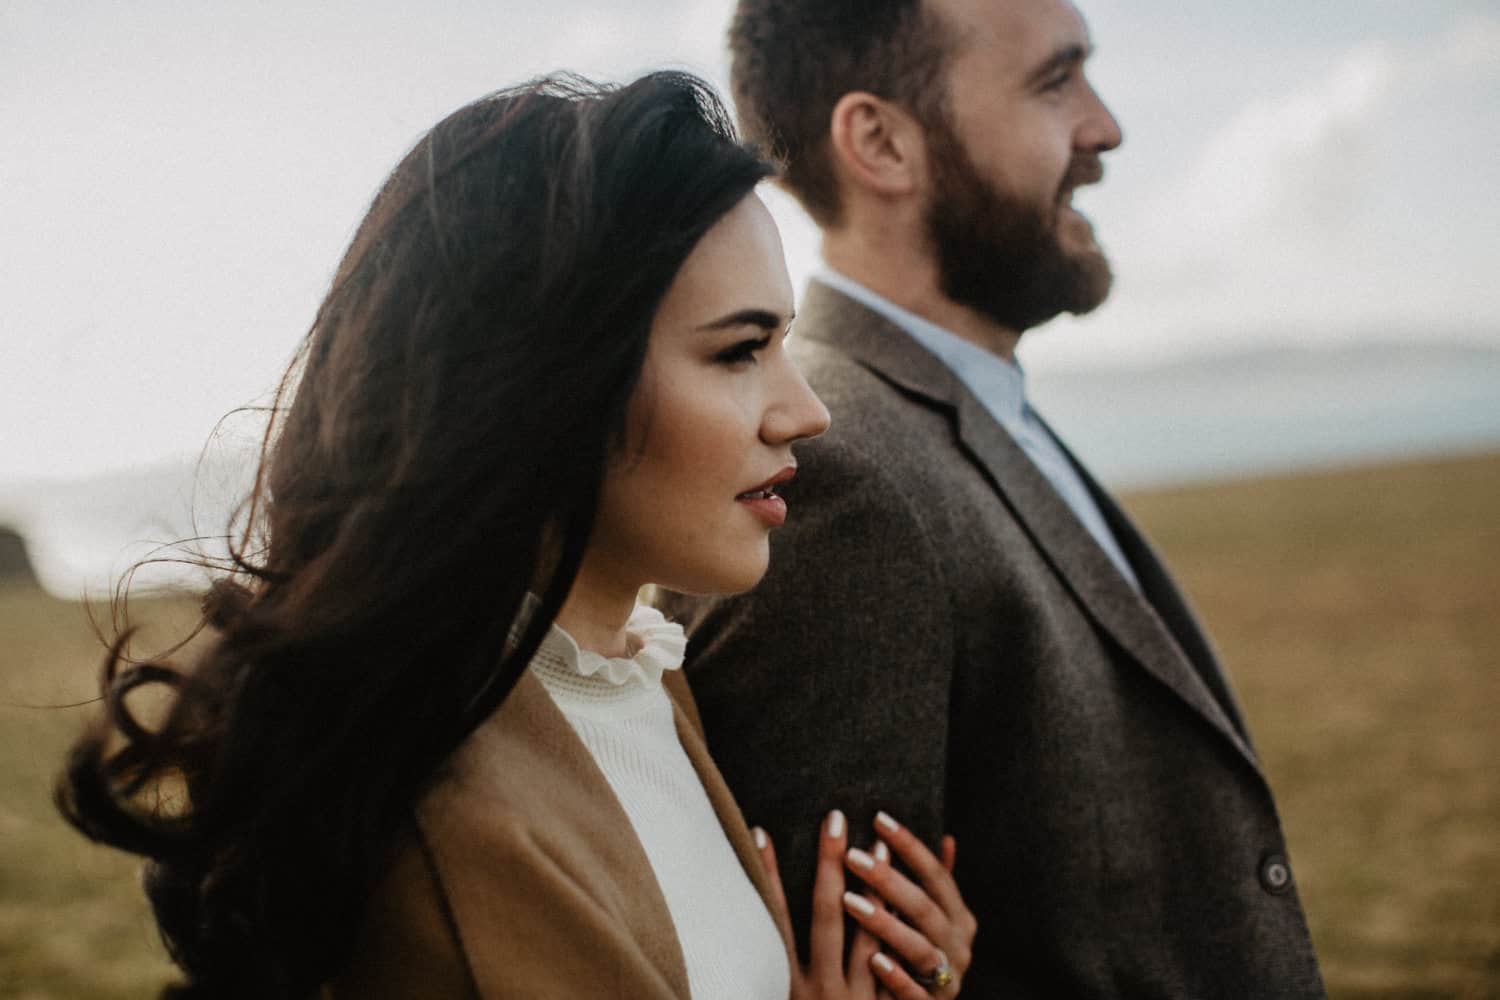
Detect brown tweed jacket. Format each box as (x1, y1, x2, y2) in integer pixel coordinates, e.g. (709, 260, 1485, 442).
(328, 669, 784, 998)
(659, 281, 1326, 999)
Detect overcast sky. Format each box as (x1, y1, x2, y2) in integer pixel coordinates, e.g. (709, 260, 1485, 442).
(4, 0, 1498, 483)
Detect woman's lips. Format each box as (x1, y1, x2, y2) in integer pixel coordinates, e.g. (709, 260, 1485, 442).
(736, 466, 795, 527)
(736, 491, 788, 527)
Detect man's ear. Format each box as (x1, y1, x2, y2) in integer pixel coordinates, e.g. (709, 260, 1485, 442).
(828, 91, 925, 200)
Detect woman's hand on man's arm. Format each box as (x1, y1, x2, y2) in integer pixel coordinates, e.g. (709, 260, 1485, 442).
(757, 809, 976, 1000)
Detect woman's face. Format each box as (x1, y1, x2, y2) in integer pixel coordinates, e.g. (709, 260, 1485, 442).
(587, 193, 830, 598)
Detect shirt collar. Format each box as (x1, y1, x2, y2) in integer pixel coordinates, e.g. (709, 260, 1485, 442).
(512, 596, 686, 690)
(814, 270, 1027, 426)
(540, 603, 686, 689)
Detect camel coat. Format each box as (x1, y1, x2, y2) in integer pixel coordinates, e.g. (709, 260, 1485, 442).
(328, 669, 785, 998)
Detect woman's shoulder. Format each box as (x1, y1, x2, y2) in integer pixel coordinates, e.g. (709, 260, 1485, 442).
(327, 826, 478, 999)
(395, 672, 692, 998)
(418, 666, 685, 877)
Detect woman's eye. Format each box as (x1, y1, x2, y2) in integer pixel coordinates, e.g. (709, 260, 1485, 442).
(714, 335, 771, 366)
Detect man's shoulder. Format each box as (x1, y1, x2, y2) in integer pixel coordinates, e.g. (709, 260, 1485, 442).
(790, 332, 951, 472)
(787, 332, 879, 399)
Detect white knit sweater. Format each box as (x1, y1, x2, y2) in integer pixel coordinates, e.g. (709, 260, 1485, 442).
(530, 605, 791, 1000)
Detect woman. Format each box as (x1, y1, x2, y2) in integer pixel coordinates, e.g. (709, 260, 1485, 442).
(57, 72, 974, 998)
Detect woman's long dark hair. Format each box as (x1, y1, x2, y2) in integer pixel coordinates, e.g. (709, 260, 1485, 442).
(56, 71, 772, 998)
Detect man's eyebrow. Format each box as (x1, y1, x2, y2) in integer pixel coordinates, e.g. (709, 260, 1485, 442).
(694, 308, 791, 332)
(1024, 43, 1090, 88)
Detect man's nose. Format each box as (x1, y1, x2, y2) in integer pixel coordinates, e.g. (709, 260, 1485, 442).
(1079, 81, 1123, 153)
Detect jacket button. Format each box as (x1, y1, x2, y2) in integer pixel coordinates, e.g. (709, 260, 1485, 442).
(1259, 853, 1292, 894)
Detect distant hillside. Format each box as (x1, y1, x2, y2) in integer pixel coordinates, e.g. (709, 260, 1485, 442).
(1029, 339, 1500, 488)
(0, 526, 36, 583)
(3, 339, 1497, 596)
(0, 450, 253, 598)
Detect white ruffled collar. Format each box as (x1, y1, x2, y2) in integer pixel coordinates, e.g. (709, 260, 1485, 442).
(536, 603, 687, 690)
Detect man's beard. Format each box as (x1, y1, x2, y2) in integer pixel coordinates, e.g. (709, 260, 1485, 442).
(924, 119, 1112, 334)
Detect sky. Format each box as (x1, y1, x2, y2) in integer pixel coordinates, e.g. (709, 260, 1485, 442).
(3, 0, 1499, 484)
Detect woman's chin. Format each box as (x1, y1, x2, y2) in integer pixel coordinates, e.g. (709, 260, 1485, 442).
(658, 556, 770, 599)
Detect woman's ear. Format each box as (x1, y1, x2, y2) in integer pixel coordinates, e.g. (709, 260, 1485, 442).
(828, 91, 925, 200)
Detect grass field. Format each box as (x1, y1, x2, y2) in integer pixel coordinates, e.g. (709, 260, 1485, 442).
(2, 451, 1497, 998)
(1122, 451, 1500, 998)
(0, 585, 190, 999)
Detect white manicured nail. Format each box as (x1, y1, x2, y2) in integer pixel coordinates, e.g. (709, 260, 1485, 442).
(846, 847, 875, 871)
(827, 809, 845, 839)
(871, 952, 896, 974)
(843, 891, 876, 916)
(874, 840, 890, 863)
(753, 827, 767, 849)
(875, 811, 899, 833)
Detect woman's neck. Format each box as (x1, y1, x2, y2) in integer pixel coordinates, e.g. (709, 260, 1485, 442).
(554, 569, 641, 659)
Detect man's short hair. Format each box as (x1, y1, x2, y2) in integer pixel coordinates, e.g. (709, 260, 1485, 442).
(729, 0, 953, 225)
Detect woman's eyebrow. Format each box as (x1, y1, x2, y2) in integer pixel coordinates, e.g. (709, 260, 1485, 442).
(695, 308, 791, 332)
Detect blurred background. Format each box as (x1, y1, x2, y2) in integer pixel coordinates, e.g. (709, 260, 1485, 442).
(2, 1, 1497, 996)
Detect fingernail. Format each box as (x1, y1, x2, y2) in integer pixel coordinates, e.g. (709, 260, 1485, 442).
(871, 952, 896, 973)
(752, 827, 767, 849)
(827, 809, 845, 839)
(846, 847, 875, 871)
(843, 891, 876, 916)
(875, 811, 899, 833)
(873, 840, 890, 863)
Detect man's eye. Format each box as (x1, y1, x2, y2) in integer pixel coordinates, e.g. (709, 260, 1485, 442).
(714, 335, 771, 365)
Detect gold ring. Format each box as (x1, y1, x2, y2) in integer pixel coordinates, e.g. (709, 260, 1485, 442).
(916, 949, 954, 989)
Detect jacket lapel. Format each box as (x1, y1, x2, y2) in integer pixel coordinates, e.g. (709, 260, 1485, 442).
(799, 282, 1259, 771)
(1040, 420, 1255, 745)
(422, 670, 691, 996)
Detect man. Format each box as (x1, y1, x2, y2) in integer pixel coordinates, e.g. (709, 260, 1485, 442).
(658, 0, 1326, 996)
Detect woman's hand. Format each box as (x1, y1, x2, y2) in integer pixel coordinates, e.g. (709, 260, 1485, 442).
(755, 810, 976, 999)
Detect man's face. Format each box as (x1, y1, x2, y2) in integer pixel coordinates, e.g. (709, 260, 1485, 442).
(922, 0, 1122, 333)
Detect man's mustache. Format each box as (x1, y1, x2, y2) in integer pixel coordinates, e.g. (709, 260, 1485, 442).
(1060, 155, 1104, 195)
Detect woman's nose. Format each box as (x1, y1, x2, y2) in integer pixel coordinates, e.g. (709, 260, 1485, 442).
(762, 357, 831, 445)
